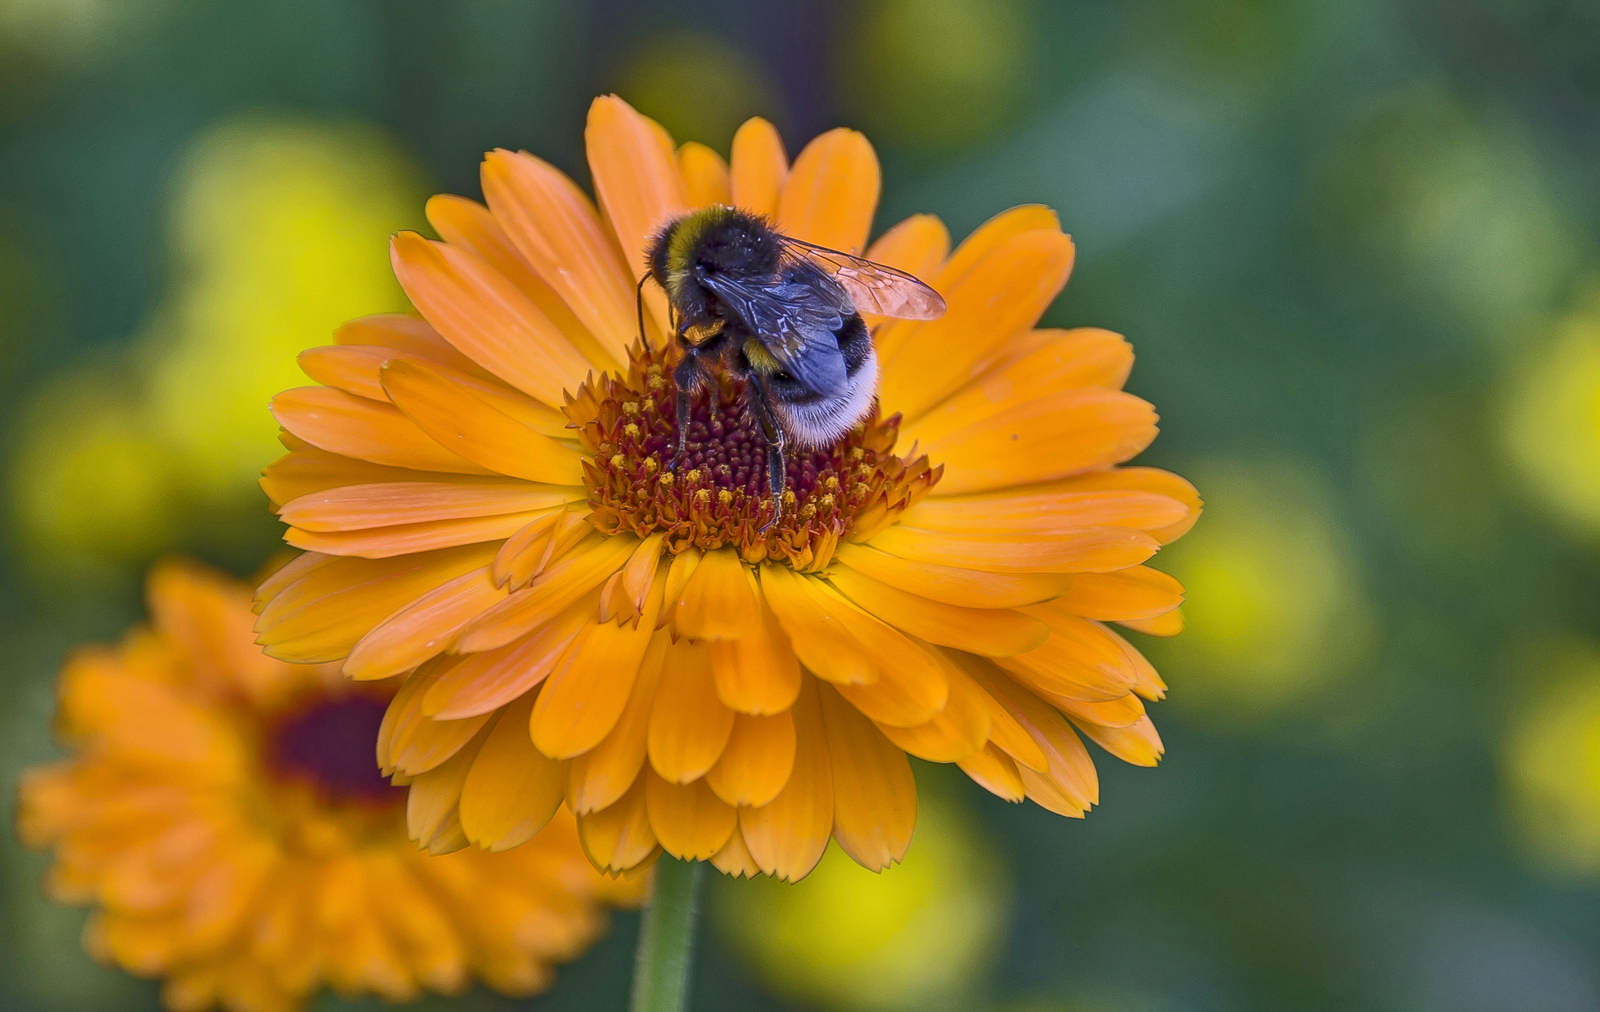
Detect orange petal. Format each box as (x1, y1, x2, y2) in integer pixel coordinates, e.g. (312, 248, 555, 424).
(1051, 467, 1203, 544)
(872, 655, 990, 762)
(866, 525, 1158, 575)
(381, 667, 494, 777)
(285, 509, 556, 559)
(281, 480, 578, 533)
(907, 487, 1190, 537)
(729, 116, 788, 218)
(1074, 714, 1163, 767)
(776, 128, 880, 253)
(421, 594, 594, 719)
(405, 725, 485, 853)
(390, 231, 591, 406)
(977, 667, 1098, 810)
(344, 565, 506, 680)
(816, 683, 916, 871)
(479, 150, 643, 365)
(831, 542, 1072, 609)
(706, 596, 801, 714)
(920, 389, 1158, 495)
(881, 228, 1075, 421)
(704, 710, 796, 808)
(454, 535, 636, 653)
(710, 825, 762, 878)
(739, 677, 833, 882)
(261, 446, 448, 509)
(647, 640, 736, 782)
(905, 328, 1135, 446)
(1054, 692, 1147, 729)
(380, 358, 583, 485)
(334, 314, 478, 372)
(1048, 567, 1184, 622)
(457, 692, 568, 851)
(678, 142, 732, 207)
(577, 774, 657, 873)
(644, 769, 737, 861)
(529, 582, 662, 759)
(1119, 609, 1183, 637)
(568, 633, 668, 814)
(586, 96, 688, 335)
(825, 566, 1046, 658)
(256, 544, 497, 664)
(271, 386, 489, 475)
(959, 744, 1025, 802)
(425, 192, 619, 373)
(673, 547, 758, 640)
(298, 344, 423, 401)
(493, 509, 596, 590)
(1101, 624, 1167, 701)
(995, 622, 1139, 704)
(758, 565, 877, 686)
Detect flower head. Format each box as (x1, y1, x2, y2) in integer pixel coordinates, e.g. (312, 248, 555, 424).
(17, 561, 638, 1012)
(255, 95, 1200, 881)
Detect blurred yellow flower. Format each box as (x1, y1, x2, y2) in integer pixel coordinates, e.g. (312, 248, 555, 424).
(1503, 640, 1600, 877)
(714, 789, 1009, 1011)
(15, 561, 640, 1012)
(1155, 459, 1370, 715)
(252, 95, 1200, 882)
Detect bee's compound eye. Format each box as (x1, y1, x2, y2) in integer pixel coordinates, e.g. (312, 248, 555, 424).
(773, 370, 793, 382)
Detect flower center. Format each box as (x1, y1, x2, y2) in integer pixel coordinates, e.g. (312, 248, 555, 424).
(264, 694, 401, 806)
(570, 347, 942, 569)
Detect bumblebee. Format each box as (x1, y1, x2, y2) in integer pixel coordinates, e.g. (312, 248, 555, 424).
(642, 205, 946, 528)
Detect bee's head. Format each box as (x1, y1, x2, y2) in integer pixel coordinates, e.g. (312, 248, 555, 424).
(647, 206, 780, 320)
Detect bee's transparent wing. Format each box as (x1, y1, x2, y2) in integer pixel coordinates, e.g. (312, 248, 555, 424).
(779, 236, 947, 320)
(699, 266, 850, 395)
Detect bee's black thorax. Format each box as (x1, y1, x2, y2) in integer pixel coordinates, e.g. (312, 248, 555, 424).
(647, 206, 782, 331)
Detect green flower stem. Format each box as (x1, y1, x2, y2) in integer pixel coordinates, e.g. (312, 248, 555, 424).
(629, 856, 704, 1012)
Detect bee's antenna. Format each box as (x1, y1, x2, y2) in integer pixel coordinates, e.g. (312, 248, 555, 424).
(635, 274, 653, 354)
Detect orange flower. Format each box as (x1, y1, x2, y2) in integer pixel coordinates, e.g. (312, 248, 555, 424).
(16, 561, 639, 1012)
(255, 95, 1200, 882)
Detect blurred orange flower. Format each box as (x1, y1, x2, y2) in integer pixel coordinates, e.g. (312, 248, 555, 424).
(255, 94, 1199, 882)
(16, 561, 638, 1012)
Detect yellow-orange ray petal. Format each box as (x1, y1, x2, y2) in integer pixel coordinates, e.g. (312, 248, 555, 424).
(673, 547, 758, 640)
(704, 710, 796, 808)
(644, 769, 737, 861)
(261, 447, 452, 509)
(866, 525, 1159, 575)
(270, 387, 490, 476)
(648, 640, 736, 783)
(567, 634, 667, 814)
(1052, 467, 1203, 544)
(995, 620, 1139, 704)
(906, 488, 1190, 537)
(1053, 692, 1147, 729)
(421, 594, 594, 719)
(576, 775, 657, 873)
(972, 667, 1098, 816)
(585, 96, 687, 336)
(921, 389, 1158, 495)
(381, 668, 495, 777)
(425, 192, 619, 374)
(776, 128, 880, 254)
(493, 509, 595, 590)
(298, 345, 429, 401)
(405, 725, 486, 853)
(390, 231, 591, 406)
(455, 535, 636, 654)
(281, 481, 578, 533)
(677, 142, 731, 207)
(256, 544, 497, 663)
(380, 359, 583, 485)
(739, 678, 833, 882)
(458, 693, 567, 851)
(530, 585, 662, 759)
(286, 509, 557, 560)
(816, 683, 916, 870)
(1102, 624, 1167, 701)
(831, 542, 1073, 609)
(344, 565, 505, 680)
(706, 597, 801, 714)
(759, 565, 879, 685)
(710, 825, 761, 878)
(334, 314, 477, 369)
(1074, 714, 1163, 767)
(479, 150, 644, 365)
(872, 656, 990, 762)
(1119, 609, 1183, 637)
(958, 744, 1025, 802)
(1049, 566, 1184, 621)
(824, 566, 1046, 658)
(729, 117, 787, 218)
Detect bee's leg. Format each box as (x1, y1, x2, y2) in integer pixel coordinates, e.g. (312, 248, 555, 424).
(669, 352, 703, 472)
(746, 377, 788, 533)
(635, 274, 652, 353)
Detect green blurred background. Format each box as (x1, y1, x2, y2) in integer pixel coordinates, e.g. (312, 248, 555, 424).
(5, 1, 1600, 1009)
